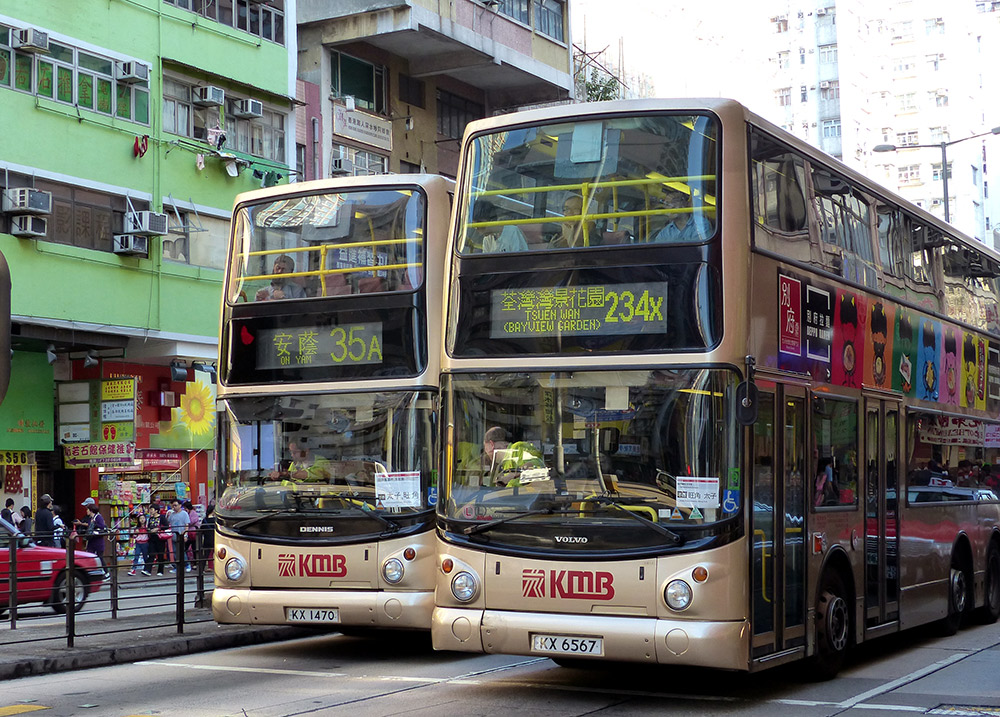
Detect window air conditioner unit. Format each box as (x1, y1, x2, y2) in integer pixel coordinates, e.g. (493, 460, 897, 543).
(193, 86, 225, 107)
(817, 8, 827, 15)
(231, 98, 263, 119)
(10, 214, 47, 238)
(3, 188, 52, 215)
(12, 28, 48, 54)
(820, 81, 830, 89)
(125, 210, 169, 236)
(115, 61, 150, 84)
(113, 234, 149, 256)
(331, 157, 354, 175)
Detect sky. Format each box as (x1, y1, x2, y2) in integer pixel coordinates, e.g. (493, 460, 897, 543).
(570, 0, 774, 105)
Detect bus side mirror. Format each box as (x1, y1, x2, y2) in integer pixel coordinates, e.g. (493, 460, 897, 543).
(735, 380, 758, 426)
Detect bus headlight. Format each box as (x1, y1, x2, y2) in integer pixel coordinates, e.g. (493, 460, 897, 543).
(225, 557, 247, 582)
(382, 558, 404, 584)
(664, 579, 692, 611)
(451, 571, 478, 602)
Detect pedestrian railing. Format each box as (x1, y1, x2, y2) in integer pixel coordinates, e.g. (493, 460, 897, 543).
(1, 525, 215, 647)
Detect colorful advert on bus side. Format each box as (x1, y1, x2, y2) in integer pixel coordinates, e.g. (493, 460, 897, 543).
(776, 272, 1000, 411)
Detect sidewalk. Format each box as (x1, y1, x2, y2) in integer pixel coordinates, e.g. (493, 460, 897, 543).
(0, 573, 316, 681)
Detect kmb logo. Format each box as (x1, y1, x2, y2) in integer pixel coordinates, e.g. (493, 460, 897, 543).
(521, 568, 615, 600)
(278, 553, 347, 578)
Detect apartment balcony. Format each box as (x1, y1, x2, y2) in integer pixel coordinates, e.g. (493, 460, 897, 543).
(298, 0, 572, 107)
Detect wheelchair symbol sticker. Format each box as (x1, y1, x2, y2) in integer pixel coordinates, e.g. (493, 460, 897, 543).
(722, 490, 740, 514)
(427, 486, 438, 506)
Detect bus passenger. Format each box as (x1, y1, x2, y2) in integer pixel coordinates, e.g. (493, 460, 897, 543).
(652, 190, 712, 242)
(256, 254, 307, 301)
(814, 457, 838, 506)
(471, 202, 528, 254)
(270, 438, 332, 483)
(481, 426, 510, 473)
(551, 194, 596, 249)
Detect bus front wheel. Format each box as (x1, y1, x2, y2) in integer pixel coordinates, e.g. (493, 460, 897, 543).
(812, 571, 849, 680)
(977, 547, 1000, 625)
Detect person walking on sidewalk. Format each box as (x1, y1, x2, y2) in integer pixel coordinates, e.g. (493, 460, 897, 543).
(128, 513, 150, 576)
(147, 507, 169, 577)
(167, 499, 190, 573)
(184, 501, 201, 572)
(35, 494, 55, 547)
(75, 498, 108, 578)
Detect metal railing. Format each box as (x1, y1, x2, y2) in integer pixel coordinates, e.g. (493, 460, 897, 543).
(1, 525, 215, 647)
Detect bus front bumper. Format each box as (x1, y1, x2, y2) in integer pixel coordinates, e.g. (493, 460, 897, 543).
(213, 587, 434, 630)
(432, 607, 749, 669)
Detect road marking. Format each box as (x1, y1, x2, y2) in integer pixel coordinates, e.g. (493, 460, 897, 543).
(0, 707, 49, 716)
(837, 652, 972, 709)
(135, 661, 345, 678)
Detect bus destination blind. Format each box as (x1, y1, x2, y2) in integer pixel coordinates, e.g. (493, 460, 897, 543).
(490, 283, 668, 338)
(256, 323, 384, 369)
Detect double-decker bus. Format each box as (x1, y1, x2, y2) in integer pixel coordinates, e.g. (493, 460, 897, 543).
(213, 174, 451, 632)
(431, 99, 1000, 675)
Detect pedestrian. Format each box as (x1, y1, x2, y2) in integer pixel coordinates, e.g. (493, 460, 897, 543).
(128, 513, 150, 576)
(1, 497, 14, 523)
(75, 498, 108, 577)
(184, 500, 201, 572)
(167, 499, 190, 573)
(51, 505, 66, 548)
(35, 494, 55, 547)
(10, 501, 23, 530)
(201, 502, 216, 568)
(19, 506, 32, 537)
(146, 506, 169, 577)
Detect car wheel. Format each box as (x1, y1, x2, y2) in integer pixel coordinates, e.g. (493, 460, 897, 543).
(811, 570, 850, 680)
(978, 547, 1000, 624)
(940, 557, 969, 636)
(51, 571, 88, 615)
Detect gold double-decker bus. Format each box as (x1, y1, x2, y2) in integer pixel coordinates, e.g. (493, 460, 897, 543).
(213, 174, 451, 632)
(432, 99, 1000, 675)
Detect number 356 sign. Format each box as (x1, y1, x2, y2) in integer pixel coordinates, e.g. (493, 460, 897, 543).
(0, 451, 29, 465)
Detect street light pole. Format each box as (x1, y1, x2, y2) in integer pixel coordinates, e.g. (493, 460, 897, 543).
(873, 126, 1000, 225)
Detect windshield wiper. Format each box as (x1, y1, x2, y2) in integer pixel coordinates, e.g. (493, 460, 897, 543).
(583, 495, 685, 545)
(463, 507, 564, 536)
(233, 509, 304, 530)
(326, 496, 400, 533)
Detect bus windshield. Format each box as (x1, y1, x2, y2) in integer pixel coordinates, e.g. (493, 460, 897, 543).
(442, 368, 740, 549)
(218, 390, 436, 529)
(458, 114, 718, 254)
(228, 187, 424, 302)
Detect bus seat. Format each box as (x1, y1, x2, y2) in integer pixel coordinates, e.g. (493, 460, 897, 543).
(322, 273, 351, 296)
(358, 276, 385, 293)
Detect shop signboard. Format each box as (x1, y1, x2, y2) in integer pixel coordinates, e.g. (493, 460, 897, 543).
(332, 104, 392, 151)
(0, 352, 54, 451)
(0, 450, 30, 465)
(141, 450, 184, 471)
(57, 377, 137, 450)
(63, 440, 136, 468)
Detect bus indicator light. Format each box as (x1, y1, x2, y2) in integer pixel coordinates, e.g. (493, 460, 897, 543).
(692, 566, 709, 583)
(812, 533, 826, 555)
(441, 558, 454, 574)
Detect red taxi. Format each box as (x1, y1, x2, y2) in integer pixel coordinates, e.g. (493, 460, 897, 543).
(0, 517, 105, 614)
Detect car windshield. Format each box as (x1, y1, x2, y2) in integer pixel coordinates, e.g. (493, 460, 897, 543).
(218, 390, 436, 522)
(441, 369, 741, 546)
(457, 114, 718, 254)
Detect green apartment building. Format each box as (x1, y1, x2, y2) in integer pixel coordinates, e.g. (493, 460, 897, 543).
(0, 0, 295, 524)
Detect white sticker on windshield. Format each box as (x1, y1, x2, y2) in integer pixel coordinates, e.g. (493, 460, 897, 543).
(675, 476, 720, 508)
(375, 471, 421, 509)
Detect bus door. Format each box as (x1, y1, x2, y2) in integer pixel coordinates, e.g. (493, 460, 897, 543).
(752, 383, 807, 659)
(863, 398, 900, 629)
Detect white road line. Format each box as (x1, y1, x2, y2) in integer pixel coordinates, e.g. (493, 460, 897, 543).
(853, 704, 928, 713)
(837, 652, 972, 709)
(134, 660, 345, 678)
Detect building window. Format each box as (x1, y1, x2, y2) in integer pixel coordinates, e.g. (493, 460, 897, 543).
(164, 0, 285, 45)
(925, 17, 945, 34)
(898, 164, 921, 184)
(894, 20, 913, 41)
(223, 105, 286, 163)
(777, 51, 789, 69)
(799, 47, 806, 64)
(777, 87, 792, 106)
(932, 91, 949, 107)
(930, 126, 950, 142)
(162, 78, 192, 136)
(897, 92, 917, 112)
(820, 80, 840, 100)
(400, 160, 421, 174)
(821, 119, 841, 138)
(801, 85, 808, 102)
(398, 73, 425, 109)
(333, 144, 387, 176)
(893, 56, 916, 72)
(931, 162, 953, 181)
(0, 32, 149, 125)
(774, 16, 788, 32)
(927, 53, 944, 71)
(819, 44, 838, 64)
(534, 0, 565, 41)
(497, 0, 530, 24)
(896, 130, 919, 146)
(331, 50, 386, 115)
(437, 89, 484, 139)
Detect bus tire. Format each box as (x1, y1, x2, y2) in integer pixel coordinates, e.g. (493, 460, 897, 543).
(940, 557, 969, 636)
(812, 571, 850, 680)
(977, 547, 1000, 625)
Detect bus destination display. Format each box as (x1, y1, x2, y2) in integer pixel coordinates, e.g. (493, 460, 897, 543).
(490, 283, 668, 338)
(256, 323, 384, 369)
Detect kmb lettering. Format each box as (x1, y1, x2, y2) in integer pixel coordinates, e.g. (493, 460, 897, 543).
(521, 569, 615, 600)
(278, 553, 347, 578)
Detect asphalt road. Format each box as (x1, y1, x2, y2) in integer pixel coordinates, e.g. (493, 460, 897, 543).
(2, 617, 1000, 716)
